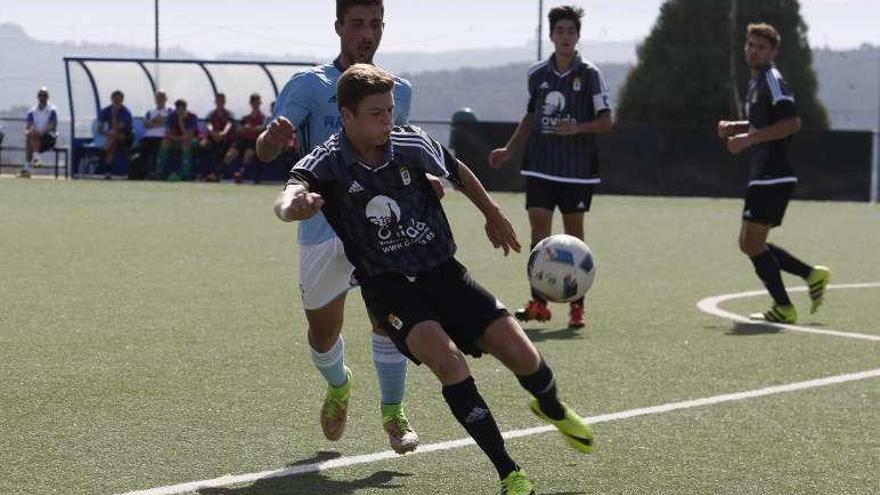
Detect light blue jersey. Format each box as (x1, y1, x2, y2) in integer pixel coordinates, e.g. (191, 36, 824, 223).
(274, 59, 413, 245)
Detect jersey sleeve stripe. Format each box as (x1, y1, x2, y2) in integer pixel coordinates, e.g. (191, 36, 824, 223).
(390, 134, 445, 164)
(296, 147, 332, 171)
(765, 70, 795, 104)
(527, 61, 548, 77)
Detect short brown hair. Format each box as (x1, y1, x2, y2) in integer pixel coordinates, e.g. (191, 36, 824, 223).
(337, 64, 394, 112)
(337, 0, 383, 21)
(549, 5, 584, 34)
(747, 23, 781, 48)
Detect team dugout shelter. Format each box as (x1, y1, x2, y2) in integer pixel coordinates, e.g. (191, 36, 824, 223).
(62, 56, 315, 177)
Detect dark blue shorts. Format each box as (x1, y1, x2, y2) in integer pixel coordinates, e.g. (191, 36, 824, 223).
(525, 177, 594, 214)
(360, 258, 509, 364)
(743, 182, 796, 227)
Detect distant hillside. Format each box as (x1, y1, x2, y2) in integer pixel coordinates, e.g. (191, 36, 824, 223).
(218, 40, 638, 73)
(1, 22, 877, 131)
(402, 61, 632, 122)
(403, 46, 880, 130)
(0, 23, 195, 114)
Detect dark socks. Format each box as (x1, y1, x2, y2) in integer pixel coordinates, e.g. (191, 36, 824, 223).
(442, 377, 518, 479)
(750, 250, 792, 306)
(517, 359, 565, 420)
(767, 243, 813, 279)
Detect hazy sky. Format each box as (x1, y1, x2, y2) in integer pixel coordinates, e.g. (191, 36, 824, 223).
(1, 0, 878, 58)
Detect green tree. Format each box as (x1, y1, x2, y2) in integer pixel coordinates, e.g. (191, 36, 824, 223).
(617, 0, 828, 128)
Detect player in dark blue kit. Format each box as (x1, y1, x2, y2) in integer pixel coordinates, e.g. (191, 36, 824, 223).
(489, 5, 613, 329)
(275, 64, 594, 495)
(718, 23, 830, 324)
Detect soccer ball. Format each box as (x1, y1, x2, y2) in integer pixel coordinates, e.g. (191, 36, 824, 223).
(526, 234, 596, 303)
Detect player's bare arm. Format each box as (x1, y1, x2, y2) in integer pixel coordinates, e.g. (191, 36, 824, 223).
(727, 116, 801, 155)
(257, 116, 295, 162)
(488, 114, 534, 169)
(453, 159, 521, 256)
(425, 173, 445, 199)
(274, 183, 325, 222)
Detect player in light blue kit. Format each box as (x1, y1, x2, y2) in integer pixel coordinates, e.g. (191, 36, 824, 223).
(256, 0, 422, 453)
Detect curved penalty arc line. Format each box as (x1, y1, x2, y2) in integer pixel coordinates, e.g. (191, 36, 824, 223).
(697, 282, 880, 342)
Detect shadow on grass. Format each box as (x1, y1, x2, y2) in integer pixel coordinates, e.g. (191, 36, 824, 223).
(524, 326, 585, 342)
(198, 451, 412, 495)
(724, 321, 783, 336)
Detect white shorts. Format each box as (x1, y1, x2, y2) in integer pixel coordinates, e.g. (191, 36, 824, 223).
(298, 236, 358, 310)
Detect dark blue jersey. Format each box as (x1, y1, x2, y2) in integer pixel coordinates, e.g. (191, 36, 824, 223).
(524, 53, 611, 184)
(273, 59, 413, 245)
(289, 126, 463, 280)
(745, 64, 798, 185)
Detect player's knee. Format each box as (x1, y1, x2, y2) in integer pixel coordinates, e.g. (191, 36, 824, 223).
(408, 323, 470, 383)
(740, 238, 764, 257)
(307, 325, 342, 353)
(481, 318, 540, 374)
(426, 349, 469, 384)
(306, 314, 344, 351)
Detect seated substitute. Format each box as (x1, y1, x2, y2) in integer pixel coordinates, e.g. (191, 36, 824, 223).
(98, 90, 134, 179)
(140, 90, 170, 179)
(231, 93, 267, 183)
(275, 64, 594, 495)
(158, 99, 200, 181)
(21, 86, 59, 178)
(199, 92, 235, 182)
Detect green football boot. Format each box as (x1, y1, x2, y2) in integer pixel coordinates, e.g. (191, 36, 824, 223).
(749, 304, 797, 324)
(381, 403, 419, 454)
(499, 469, 535, 495)
(321, 366, 352, 441)
(806, 266, 831, 314)
(529, 399, 595, 454)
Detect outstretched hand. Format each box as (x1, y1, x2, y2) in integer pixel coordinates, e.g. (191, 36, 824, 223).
(277, 187, 324, 221)
(290, 190, 324, 215)
(488, 148, 511, 169)
(717, 120, 736, 139)
(265, 116, 297, 148)
(484, 209, 521, 256)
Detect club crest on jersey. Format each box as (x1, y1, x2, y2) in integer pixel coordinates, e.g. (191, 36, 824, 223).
(573, 76, 582, 92)
(388, 313, 404, 330)
(400, 166, 411, 185)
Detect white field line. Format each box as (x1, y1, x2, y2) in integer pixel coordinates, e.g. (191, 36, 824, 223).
(696, 282, 880, 341)
(116, 368, 880, 495)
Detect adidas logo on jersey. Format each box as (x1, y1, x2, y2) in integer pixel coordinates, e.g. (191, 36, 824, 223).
(348, 181, 365, 193)
(577, 201, 586, 209)
(743, 209, 752, 218)
(539, 81, 550, 89)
